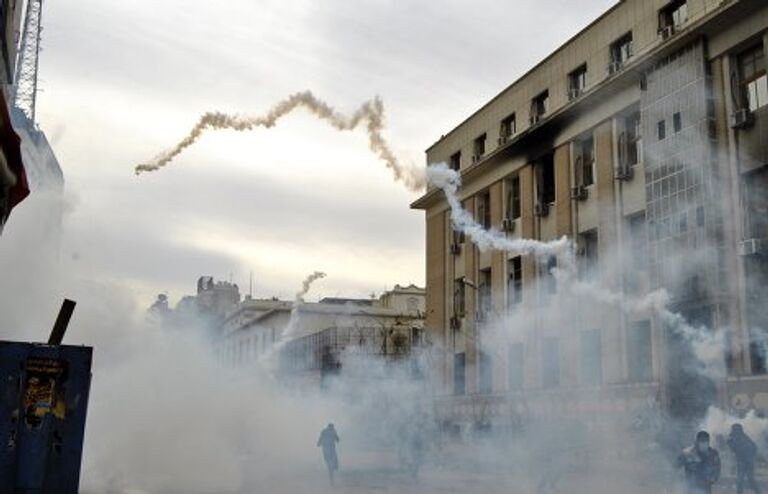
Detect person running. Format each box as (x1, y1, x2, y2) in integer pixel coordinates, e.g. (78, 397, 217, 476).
(676, 430, 721, 494)
(317, 423, 340, 485)
(728, 423, 762, 494)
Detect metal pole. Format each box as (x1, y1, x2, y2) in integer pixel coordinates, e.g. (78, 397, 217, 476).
(48, 298, 76, 345)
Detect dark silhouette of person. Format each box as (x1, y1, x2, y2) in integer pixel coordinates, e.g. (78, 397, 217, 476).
(728, 423, 762, 494)
(406, 424, 426, 480)
(317, 423, 340, 485)
(676, 430, 721, 494)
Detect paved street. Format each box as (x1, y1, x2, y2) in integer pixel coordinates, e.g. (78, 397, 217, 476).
(243, 448, 765, 494)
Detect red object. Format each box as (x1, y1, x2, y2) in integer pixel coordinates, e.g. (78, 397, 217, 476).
(0, 91, 28, 224)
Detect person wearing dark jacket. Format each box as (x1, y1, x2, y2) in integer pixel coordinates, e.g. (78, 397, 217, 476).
(317, 423, 340, 485)
(728, 423, 762, 494)
(676, 430, 721, 494)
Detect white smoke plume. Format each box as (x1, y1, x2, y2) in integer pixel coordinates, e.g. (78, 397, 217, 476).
(427, 163, 570, 258)
(261, 270, 327, 368)
(701, 406, 768, 452)
(282, 270, 326, 341)
(134, 91, 427, 192)
(136, 93, 569, 260)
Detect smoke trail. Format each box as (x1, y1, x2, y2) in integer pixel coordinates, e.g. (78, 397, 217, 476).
(427, 163, 570, 258)
(134, 91, 427, 191)
(282, 270, 326, 341)
(135, 92, 568, 259)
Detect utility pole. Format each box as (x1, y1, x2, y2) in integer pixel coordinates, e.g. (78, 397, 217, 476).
(14, 0, 43, 124)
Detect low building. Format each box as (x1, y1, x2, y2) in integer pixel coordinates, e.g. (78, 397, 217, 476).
(217, 285, 426, 385)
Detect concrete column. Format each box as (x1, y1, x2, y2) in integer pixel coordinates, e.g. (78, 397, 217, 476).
(554, 143, 573, 237)
(464, 197, 478, 394)
(713, 54, 749, 375)
(519, 164, 539, 389)
(595, 120, 623, 384)
(426, 209, 448, 391)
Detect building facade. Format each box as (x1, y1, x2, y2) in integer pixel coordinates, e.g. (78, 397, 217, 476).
(217, 285, 426, 385)
(412, 0, 768, 434)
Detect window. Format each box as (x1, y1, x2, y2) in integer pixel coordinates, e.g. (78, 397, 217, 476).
(540, 256, 557, 296)
(575, 134, 595, 187)
(673, 112, 682, 133)
(500, 114, 516, 142)
(454, 353, 466, 395)
(542, 337, 560, 387)
(657, 120, 666, 140)
(449, 151, 462, 171)
(477, 191, 491, 229)
(744, 168, 768, 239)
(506, 176, 521, 220)
(750, 333, 767, 375)
(507, 256, 523, 306)
(536, 153, 555, 205)
(473, 134, 486, 161)
(659, 0, 688, 31)
(628, 213, 647, 273)
(508, 343, 524, 390)
(738, 44, 768, 112)
(452, 224, 466, 245)
(453, 277, 466, 317)
(580, 329, 603, 386)
(579, 229, 599, 281)
(478, 268, 492, 319)
(568, 64, 587, 100)
(620, 111, 641, 168)
(530, 90, 549, 124)
(479, 351, 493, 394)
(628, 320, 653, 382)
(610, 32, 634, 71)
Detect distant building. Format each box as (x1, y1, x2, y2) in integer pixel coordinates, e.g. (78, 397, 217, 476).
(217, 285, 426, 385)
(149, 276, 241, 330)
(195, 276, 241, 318)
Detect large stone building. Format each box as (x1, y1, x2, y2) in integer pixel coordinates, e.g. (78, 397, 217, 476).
(412, 0, 768, 435)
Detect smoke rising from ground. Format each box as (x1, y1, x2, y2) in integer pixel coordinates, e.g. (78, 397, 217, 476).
(272, 270, 326, 354)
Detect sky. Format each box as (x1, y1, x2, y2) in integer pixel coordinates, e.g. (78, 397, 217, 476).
(8, 0, 617, 307)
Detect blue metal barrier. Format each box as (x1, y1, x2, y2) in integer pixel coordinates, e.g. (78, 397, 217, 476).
(0, 341, 92, 494)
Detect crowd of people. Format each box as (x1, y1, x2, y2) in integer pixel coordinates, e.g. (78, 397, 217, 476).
(315, 421, 766, 492)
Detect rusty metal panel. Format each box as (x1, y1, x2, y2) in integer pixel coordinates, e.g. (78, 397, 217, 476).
(0, 341, 92, 494)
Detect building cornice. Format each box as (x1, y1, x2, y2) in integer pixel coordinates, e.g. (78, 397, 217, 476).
(412, 0, 751, 211)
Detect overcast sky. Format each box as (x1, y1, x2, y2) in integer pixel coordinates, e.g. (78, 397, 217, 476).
(10, 0, 617, 306)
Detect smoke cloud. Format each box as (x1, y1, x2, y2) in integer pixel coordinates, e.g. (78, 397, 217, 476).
(135, 93, 568, 260)
(280, 270, 326, 342)
(121, 89, 768, 491)
(427, 163, 570, 258)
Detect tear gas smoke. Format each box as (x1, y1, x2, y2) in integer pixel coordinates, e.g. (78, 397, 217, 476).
(135, 93, 569, 260)
(275, 270, 325, 345)
(22, 89, 762, 492)
(134, 91, 427, 192)
(701, 406, 768, 452)
(427, 163, 570, 258)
